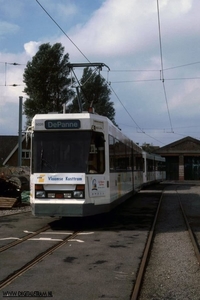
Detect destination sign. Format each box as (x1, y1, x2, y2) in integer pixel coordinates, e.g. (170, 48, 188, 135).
(45, 120, 80, 129)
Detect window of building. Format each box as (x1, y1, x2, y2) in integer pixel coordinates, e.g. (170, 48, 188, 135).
(22, 150, 31, 159)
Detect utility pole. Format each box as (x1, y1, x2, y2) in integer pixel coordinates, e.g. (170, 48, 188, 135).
(18, 96, 23, 167)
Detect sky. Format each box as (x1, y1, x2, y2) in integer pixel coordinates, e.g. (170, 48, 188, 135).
(1, 0, 200, 147)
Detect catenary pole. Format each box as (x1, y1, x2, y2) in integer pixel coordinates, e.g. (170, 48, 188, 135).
(18, 96, 23, 167)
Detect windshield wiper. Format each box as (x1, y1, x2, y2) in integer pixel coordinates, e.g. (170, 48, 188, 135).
(40, 149, 52, 171)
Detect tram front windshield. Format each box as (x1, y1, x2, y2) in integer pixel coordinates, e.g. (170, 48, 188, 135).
(32, 131, 105, 174)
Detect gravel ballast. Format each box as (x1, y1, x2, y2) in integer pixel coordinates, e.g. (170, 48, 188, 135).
(139, 184, 200, 300)
(0, 205, 31, 216)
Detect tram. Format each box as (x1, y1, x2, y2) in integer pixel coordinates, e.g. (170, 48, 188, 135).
(29, 111, 165, 217)
(142, 151, 166, 184)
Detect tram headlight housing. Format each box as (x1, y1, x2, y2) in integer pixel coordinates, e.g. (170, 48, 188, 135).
(73, 191, 84, 198)
(36, 190, 46, 198)
(48, 193, 55, 198)
(63, 192, 72, 198)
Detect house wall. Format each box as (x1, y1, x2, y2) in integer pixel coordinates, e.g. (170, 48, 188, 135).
(5, 151, 30, 167)
(156, 137, 200, 181)
(4, 139, 31, 167)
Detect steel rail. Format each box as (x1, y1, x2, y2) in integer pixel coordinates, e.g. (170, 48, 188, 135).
(131, 190, 164, 300)
(0, 231, 80, 290)
(179, 200, 200, 265)
(0, 225, 50, 253)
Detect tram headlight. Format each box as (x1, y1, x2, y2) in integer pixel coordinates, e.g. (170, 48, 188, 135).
(36, 191, 46, 198)
(73, 191, 84, 198)
(48, 193, 55, 198)
(63, 192, 72, 198)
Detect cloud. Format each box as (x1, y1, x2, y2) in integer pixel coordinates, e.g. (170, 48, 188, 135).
(159, 0, 192, 14)
(63, 0, 195, 60)
(56, 2, 78, 18)
(0, 0, 24, 19)
(36, 0, 79, 22)
(168, 79, 200, 115)
(24, 41, 41, 57)
(0, 21, 19, 37)
(1, 0, 200, 144)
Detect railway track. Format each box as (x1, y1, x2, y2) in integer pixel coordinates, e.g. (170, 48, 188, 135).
(130, 188, 164, 300)
(0, 231, 80, 290)
(0, 225, 50, 253)
(0, 183, 164, 298)
(2, 183, 198, 299)
(133, 184, 200, 300)
(179, 197, 200, 265)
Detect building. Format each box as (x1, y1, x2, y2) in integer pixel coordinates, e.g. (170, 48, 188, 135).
(0, 135, 31, 167)
(156, 136, 200, 180)
(0, 136, 18, 166)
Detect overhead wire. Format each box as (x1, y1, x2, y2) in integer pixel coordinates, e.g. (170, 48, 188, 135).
(164, 61, 200, 71)
(118, 122, 200, 142)
(105, 59, 200, 73)
(109, 85, 144, 133)
(162, 81, 173, 132)
(0, 62, 24, 86)
(108, 83, 165, 145)
(1, 1, 198, 144)
(35, 0, 91, 63)
(2, 61, 200, 73)
(34, 0, 196, 145)
(111, 76, 200, 83)
(156, 0, 174, 134)
(36, 0, 156, 142)
(156, 1, 164, 82)
(110, 69, 159, 72)
(138, 124, 200, 130)
(90, 63, 165, 145)
(36, 0, 169, 145)
(0, 2, 199, 145)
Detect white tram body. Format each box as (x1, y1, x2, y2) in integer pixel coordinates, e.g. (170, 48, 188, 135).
(142, 152, 166, 184)
(30, 112, 165, 217)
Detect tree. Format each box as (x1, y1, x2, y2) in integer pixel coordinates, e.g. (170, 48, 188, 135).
(142, 143, 160, 153)
(23, 43, 74, 125)
(68, 67, 117, 125)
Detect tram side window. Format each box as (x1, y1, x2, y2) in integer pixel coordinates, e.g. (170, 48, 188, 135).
(116, 140, 127, 170)
(127, 144, 133, 171)
(109, 135, 132, 171)
(147, 159, 154, 171)
(154, 160, 158, 171)
(87, 132, 105, 174)
(135, 157, 144, 171)
(158, 161, 165, 171)
(109, 135, 115, 171)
